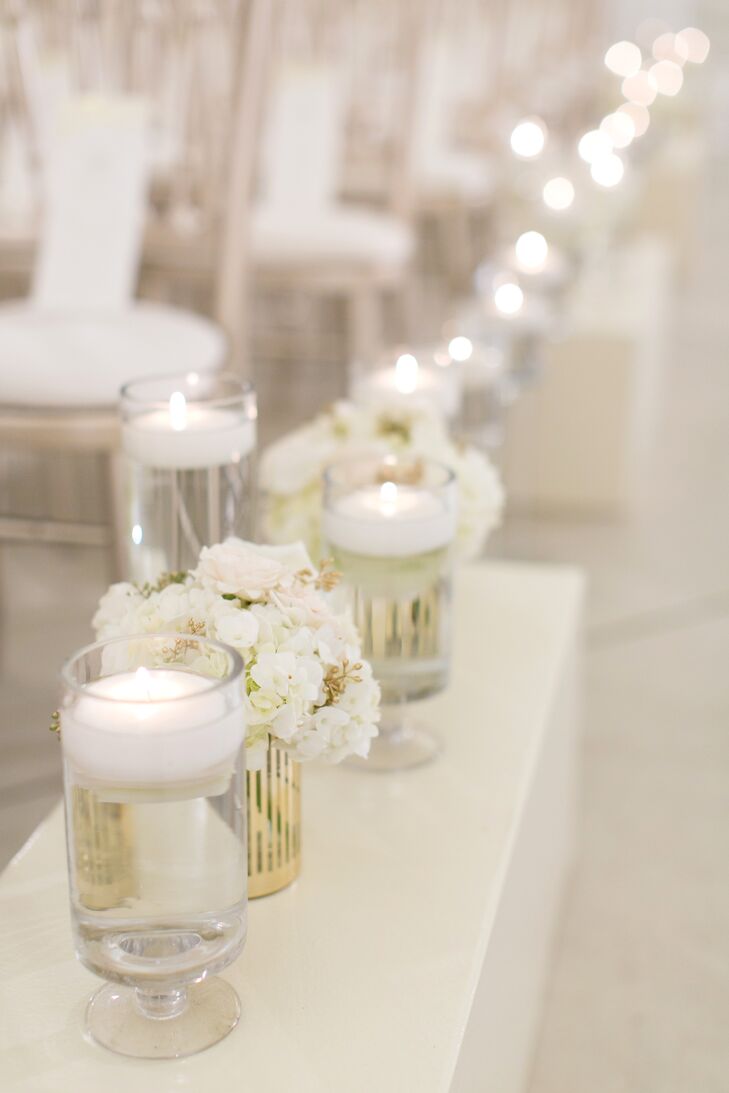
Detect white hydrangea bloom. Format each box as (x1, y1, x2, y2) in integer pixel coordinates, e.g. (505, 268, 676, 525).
(260, 400, 504, 562)
(93, 539, 380, 766)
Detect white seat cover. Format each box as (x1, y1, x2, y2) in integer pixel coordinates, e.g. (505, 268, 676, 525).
(251, 204, 414, 268)
(417, 150, 499, 202)
(0, 301, 227, 408)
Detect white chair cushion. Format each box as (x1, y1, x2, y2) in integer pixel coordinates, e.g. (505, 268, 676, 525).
(0, 301, 227, 408)
(251, 204, 414, 269)
(417, 150, 499, 202)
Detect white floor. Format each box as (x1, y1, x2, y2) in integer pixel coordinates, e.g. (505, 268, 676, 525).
(517, 149, 729, 1093)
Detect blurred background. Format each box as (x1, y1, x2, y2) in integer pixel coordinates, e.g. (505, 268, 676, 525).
(0, 0, 727, 1089)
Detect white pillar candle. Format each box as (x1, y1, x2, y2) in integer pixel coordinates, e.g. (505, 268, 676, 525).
(61, 667, 244, 786)
(323, 481, 456, 557)
(123, 391, 256, 469)
(352, 352, 461, 420)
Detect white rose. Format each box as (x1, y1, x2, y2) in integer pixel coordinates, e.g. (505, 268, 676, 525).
(196, 540, 287, 600)
(241, 539, 315, 575)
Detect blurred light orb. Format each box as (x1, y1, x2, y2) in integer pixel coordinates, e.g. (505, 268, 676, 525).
(448, 336, 473, 362)
(543, 176, 575, 211)
(676, 27, 710, 63)
(618, 101, 650, 137)
(590, 153, 625, 188)
(510, 117, 547, 159)
(494, 282, 524, 315)
(652, 32, 688, 65)
(131, 524, 143, 545)
(650, 60, 684, 95)
(622, 70, 658, 106)
(578, 129, 613, 164)
(604, 40, 642, 77)
(600, 111, 636, 149)
(515, 231, 549, 273)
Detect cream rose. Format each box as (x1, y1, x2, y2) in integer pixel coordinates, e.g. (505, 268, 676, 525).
(196, 540, 288, 600)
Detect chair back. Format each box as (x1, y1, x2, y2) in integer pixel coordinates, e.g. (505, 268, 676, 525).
(0, 0, 275, 371)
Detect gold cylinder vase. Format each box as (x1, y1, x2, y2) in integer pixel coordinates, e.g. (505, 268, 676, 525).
(71, 788, 136, 911)
(246, 747, 301, 898)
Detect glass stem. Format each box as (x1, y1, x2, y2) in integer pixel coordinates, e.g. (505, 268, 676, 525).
(134, 986, 188, 1021)
(379, 698, 411, 743)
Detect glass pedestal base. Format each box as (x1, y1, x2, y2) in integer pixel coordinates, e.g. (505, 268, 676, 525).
(355, 715, 441, 772)
(86, 977, 240, 1059)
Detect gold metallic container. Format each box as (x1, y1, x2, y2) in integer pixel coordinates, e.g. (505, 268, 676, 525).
(247, 747, 301, 898)
(71, 788, 136, 911)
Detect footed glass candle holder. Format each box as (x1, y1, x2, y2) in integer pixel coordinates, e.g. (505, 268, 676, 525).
(121, 371, 257, 583)
(323, 457, 457, 770)
(59, 634, 246, 1059)
(349, 345, 462, 423)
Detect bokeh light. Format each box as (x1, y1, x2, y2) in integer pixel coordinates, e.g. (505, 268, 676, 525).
(676, 27, 710, 63)
(650, 60, 684, 96)
(604, 41, 642, 77)
(600, 112, 636, 149)
(448, 336, 473, 362)
(622, 70, 658, 106)
(652, 32, 688, 65)
(543, 176, 575, 211)
(494, 282, 524, 315)
(617, 102, 650, 138)
(578, 129, 613, 164)
(515, 231, 549, 273)
(590, 153, 625, 188)
(510, 117, 547, 159)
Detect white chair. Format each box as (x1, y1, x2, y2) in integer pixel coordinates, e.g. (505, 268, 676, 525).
(0, 0, 274, 576)
(250, 0, 421, 367)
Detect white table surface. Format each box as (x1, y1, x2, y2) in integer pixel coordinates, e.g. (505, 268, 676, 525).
(0, 561, 584, 1092)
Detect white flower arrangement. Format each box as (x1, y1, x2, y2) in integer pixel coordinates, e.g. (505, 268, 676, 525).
(260, 400, 504, 561)
(93, 539, 381, 770)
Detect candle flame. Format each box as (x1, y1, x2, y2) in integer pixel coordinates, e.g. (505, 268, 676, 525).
(134, 666, 153, 699)
(379, 481, 398, 516)
(169, 391, 187, 431)
(394, 354, 418, 394)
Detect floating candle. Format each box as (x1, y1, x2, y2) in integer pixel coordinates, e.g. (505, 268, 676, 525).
(323, 480, 456, 557)
(123, 391, 256, 470)
(351, 352, 461, 420)
(61, 667, 244, 785)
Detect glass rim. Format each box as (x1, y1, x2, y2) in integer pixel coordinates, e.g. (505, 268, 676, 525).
(322, 454, 456, 491)
(60, 632, 244, 704)
(120, 370, 255, 412)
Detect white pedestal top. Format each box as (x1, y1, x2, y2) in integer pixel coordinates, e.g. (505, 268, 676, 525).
(0, 562, 584, 1092)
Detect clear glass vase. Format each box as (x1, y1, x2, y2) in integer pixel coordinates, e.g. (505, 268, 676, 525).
(121, 371, 257, 584)
(322, 455, 457, 770)
(60, 633, 247, 1058)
